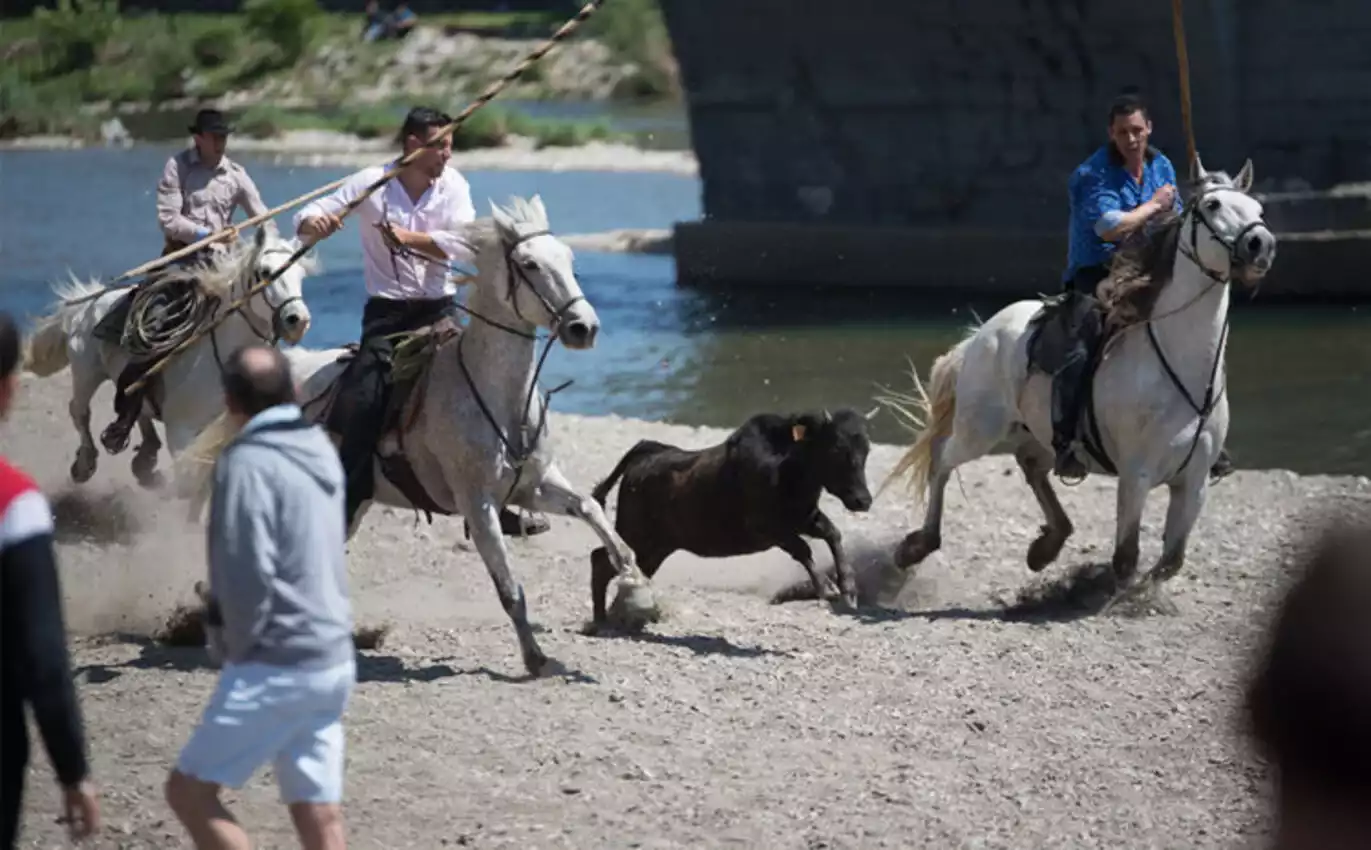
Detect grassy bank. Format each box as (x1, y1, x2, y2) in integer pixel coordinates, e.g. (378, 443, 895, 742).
(0, 0, 677, 140)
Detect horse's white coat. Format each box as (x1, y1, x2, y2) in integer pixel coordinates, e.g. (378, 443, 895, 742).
(22, 226, 318, 489)
(880, 156, 1277, 606)
(184, 195, 655, 675)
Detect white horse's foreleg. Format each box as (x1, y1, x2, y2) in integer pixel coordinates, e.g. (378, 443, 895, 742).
(457, 487, 550, 677)
(131, 414, 164, 489)
(1109, 469, 1152, 590)
(1148, 472, 1209, 585)
(521, 464, 658, 623)
(68, 373, 101, 484)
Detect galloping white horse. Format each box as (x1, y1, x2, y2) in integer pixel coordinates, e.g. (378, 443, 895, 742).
(879, 156, 1277, 609)
(22, 225, 317, 490)
(183, 195, 657, 676)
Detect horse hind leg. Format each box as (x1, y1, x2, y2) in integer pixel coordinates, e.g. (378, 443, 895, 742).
(68, 372, 102, 484)
(1012, 429, 1075, 572)
(894, 400, 1009, 570)
(131, 414, 165, 489)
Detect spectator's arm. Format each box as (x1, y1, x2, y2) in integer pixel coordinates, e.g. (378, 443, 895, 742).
(1, 490, 89, 787)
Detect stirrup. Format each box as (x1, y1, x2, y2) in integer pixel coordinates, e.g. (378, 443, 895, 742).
(1053, 447, 1088, 486)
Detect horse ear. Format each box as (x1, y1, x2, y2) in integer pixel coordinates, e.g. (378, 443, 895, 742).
(530, 194, 547, 223)
(1190, 153, 1207, 184)
(1234, 158, 1255, 192)
(253, 224, 268, 251)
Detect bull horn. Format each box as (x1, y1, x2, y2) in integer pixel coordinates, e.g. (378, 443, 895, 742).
(823, 409, 832, 422)
(864, 405, 879, 420)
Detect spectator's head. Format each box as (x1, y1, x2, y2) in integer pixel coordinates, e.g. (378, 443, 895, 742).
(1106, 88, 1152, 164)
(396, 105, 452, 180)
(1244, 518, 1371, 848)
(221, 344, 296, 426)
(0, 311, 20, 421)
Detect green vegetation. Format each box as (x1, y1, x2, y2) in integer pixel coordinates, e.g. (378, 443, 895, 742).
(0, 0, 666, 141)
(233, 102, 626, 149)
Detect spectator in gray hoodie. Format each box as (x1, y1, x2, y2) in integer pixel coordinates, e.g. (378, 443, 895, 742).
(165, 344, 354, 850)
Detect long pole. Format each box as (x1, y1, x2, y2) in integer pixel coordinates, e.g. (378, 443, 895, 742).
(126, 0, 607, 394)
(1171, 0, 1198, 176)
(113, 0, 606, 289)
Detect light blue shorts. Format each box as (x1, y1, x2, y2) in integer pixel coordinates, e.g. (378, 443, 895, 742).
(176, 658, 356, 804)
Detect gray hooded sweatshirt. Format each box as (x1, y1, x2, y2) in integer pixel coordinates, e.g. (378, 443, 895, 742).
(206, 403, 353, 670)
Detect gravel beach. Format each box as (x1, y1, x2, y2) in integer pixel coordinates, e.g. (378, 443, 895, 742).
(8, 368, 1364, 849)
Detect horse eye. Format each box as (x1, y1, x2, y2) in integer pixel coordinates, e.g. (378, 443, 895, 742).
(521, 259, 539, 271)
(1205, 199, 1220, 212)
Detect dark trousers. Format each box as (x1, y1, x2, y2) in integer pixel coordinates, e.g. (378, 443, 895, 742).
(0, 700, 26, 849)
(334, 296, 457, 526)
(1051, 265, 1110, 461)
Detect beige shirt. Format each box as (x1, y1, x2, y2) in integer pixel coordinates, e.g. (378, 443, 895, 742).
(156, 147, 269, 246)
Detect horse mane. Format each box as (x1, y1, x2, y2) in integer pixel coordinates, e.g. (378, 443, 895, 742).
(155, 232, 266, 300)
(1096, 169, 1235, 328)
(460, 196, 554, 264)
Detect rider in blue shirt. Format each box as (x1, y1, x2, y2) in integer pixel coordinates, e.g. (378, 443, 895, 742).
(1053, 90, 1232, 481)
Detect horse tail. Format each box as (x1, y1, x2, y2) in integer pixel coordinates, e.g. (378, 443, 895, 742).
(173, 409, 242, 517)
(22, 275, 109, 377)
(592, 441, 649, 507)
(21, 314, 71, 377)
(876, 336, 970, 506)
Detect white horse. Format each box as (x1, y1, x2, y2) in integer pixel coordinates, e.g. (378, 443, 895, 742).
(22, 225, 317, 490)
(183, 195, 657, 676)
(878, 156, 1277, 610)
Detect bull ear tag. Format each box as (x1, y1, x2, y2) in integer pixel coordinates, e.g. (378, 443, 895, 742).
(792, 424, 807, 442)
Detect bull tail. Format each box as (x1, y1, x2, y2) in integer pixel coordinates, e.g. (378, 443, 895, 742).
(591, 440, 654, 507)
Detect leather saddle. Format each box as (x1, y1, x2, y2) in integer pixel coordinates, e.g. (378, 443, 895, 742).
(319, 316, 463, 522)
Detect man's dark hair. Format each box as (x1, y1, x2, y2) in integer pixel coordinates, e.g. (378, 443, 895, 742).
(222, 344, 296, 417)
(0, 312, 20, 381)
(1108, 88, 1150, 124)
(395, 106, 453, 147)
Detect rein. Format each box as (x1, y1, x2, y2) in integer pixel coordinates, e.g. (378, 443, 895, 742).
(1087, 185, 1260, 481)
(380, 224, 577, 510)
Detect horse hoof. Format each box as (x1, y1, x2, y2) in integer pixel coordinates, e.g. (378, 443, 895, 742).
(894, 530, 939, 569)
(523, 650, 553, 677)
(1026, 533, 1065, 573)
(135, 469, 166, 490)
(608, 582, 661, 631)
(70, 451, 97, 484)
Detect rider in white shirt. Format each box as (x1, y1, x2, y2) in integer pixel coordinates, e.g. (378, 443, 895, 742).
(294, 106, 548, 537)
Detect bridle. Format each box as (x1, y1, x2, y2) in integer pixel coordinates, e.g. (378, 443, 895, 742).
(380, 215, 584, 509)
(1145, 182, 1269, 479)
(209, 242, 304, 367)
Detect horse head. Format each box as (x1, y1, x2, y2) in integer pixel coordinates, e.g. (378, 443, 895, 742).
(246, 223, 316, 345)
(1184, 155, 1277, 288)
(484, 194, 599, 351)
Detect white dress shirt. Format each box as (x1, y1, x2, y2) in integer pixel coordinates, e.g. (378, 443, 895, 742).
(293, 162, 477, 300)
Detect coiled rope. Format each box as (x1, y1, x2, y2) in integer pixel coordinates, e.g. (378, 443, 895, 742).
(120, 278, 222, 361)
(126, 0, 608, 395)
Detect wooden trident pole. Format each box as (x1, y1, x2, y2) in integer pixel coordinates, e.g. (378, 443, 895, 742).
(125, 0, 607, 395)
(1170, 0, 1198, 177)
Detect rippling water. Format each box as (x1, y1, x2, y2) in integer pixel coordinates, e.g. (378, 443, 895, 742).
(3, 146, 1371, 477)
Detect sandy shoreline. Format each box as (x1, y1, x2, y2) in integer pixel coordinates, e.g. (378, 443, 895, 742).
(8, 367, 1366, 847)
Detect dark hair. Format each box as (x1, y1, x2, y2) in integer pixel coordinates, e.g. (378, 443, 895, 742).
(222, 344, 295, 417)
(395, 106, 453, 147)
(1107, 88, 1150, 124)
(0, 312, 19, 381)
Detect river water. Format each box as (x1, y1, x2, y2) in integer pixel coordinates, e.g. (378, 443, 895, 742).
(3, 146, 1370, 477)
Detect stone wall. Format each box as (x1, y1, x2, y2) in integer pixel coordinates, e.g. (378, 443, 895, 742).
(660, 0, 1371, 232)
